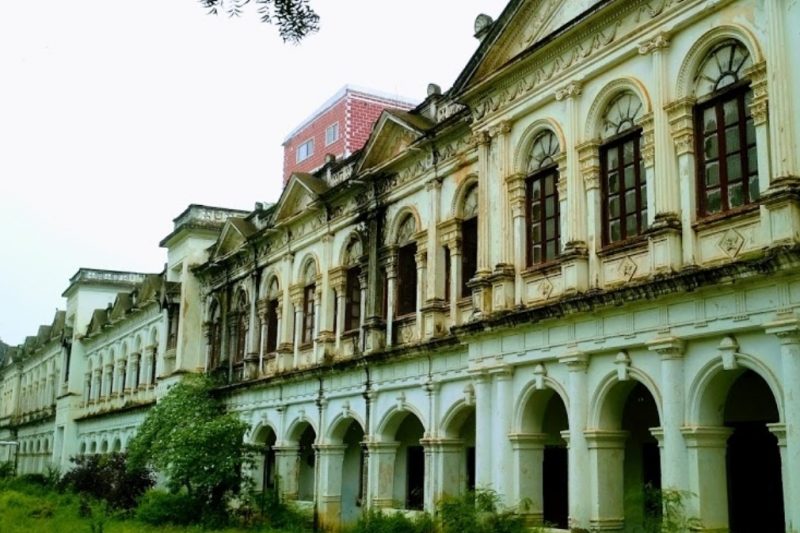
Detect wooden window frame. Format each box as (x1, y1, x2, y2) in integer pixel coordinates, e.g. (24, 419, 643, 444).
(302, 284, 315, 345)
(396, 243, 417, 317)
(265, 298, 279, 354)
(235, 311, 248, 363)
(460, 217, 478, 297)
(600, 129, 647, 246)
(525, 164, 561, 265)
(344, 266, 362, 333)
(694, 82, 757, 218)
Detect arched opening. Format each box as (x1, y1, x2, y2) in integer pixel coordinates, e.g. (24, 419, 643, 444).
(441, 405, 476, 499)
(591, 380, 661, 531)
(253, 426, 277, 493)
(724, 370, 783, 532)
(340, 420, 365, 526)
(297, 425, 316, 501)
(621, 383, 661, 529)
(518, 388, 568, 528)
(393, 413, 425, 510)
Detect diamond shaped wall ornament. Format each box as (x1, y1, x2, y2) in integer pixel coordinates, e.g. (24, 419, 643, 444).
(539, 278, 554, 299)
(618, 256, 637, 281)
(717, 229, 745, 258)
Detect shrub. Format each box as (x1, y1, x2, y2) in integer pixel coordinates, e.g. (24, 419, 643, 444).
(348, 507, 434, 533)
(438, 490, 526, 533)
(0, 461, 14, 479)
(59, 452, 153, 510)
(135, 489, 201, 526)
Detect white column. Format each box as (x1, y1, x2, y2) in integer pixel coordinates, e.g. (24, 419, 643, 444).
(766, 0, 798, 179)
(682, 427, 732, 530)
(385, 251, 397, 347)
(555, 81, 586, 250)
(491, 366, 513, 504)
(560, 351, 590, 528)
(472, 372, 493, 489)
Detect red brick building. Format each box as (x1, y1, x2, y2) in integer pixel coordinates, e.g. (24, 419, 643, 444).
(282, 86, 417, 183)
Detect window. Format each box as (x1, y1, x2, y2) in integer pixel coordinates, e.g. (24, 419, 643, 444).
(302, 283, 315, 345)
(395, 215, 417, 317)
(600, 92, 646, 245)
(209, 303, 222, 369)
(694, 41, 757, 217)
(296, 139, 314, 163)
(345, 266, 361, 332)
(443, 246, 451, 302)
(325, 122, 339, 146)
(234, 293, 248, 363)
(167, 303, 179, 350)
(265, 298, 279, 353)
(526, 131, 561, 265)
(461, 185, 478, 297)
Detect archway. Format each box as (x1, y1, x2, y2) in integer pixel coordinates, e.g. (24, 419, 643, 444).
(253, 425, 277, 493)
(297, 425, 316, 501)
(590, 380, 661, 531)
(517, 388, 568, 528)
(724, 370, 783, 532)
(440, 404, 476, 499)
(394, 413, 425, 510)
(339, 420, 365, 526)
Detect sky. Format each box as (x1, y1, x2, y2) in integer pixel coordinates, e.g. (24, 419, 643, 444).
(0, 0, 509, 345)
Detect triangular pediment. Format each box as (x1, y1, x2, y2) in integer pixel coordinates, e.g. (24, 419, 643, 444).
(357, 110, 433, 174)
(272, 173, 329, 226)
(453, 0, 604, 95)
(212, 217, 255, 259)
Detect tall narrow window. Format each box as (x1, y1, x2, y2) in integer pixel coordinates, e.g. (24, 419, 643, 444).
(302, 283, 315, 345)
(265, 298, 279, 353)
(235, 293, 248, 362)
(526, 131, 561, 265)
(209, 302, 222, 369)
(443, 246, 451, 303)
(395, 215, 418, 317)
(345, 266, 361, 332)
(600, 91, 646, 245)
(167, 303, 179, 350)
(461, 185, 478, 297)
(694, 40, 757, 217)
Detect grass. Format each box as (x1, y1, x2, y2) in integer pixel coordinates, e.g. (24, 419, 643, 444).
(0, 479, 307, 533)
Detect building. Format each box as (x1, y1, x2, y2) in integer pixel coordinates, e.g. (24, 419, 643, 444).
(2, 1, 800, 532)
(281, 85, 416, 183)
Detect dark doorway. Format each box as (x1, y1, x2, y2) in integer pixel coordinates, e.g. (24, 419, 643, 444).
(406, 445, 425, 510)
(725, 371, 784, 533)
(543, 446, 568, 528)
(466, 446, 476, 493)
(621, 382, 661, 529)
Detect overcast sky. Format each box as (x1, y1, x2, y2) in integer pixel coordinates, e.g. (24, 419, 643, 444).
(0, 0, 508, 345)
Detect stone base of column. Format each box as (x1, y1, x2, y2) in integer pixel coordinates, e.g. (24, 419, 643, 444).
(560, 243, 589, 295)
(243, 355, 259, 380)
(276, 345, 294, 372)
(762, 180, 800, 246)
(490, 263, 516, 312)
(647, 216, 682, 273)
(362, 317, 386, 354)
(466, 270, 493, 319)
(420, 299, 448, 340)
(315, 331, 335, 363)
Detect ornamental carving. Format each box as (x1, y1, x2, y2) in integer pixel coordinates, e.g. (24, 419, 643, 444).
(717, 229, 745, 259)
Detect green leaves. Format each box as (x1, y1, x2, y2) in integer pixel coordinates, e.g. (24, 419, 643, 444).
(127, 376, 251, 520)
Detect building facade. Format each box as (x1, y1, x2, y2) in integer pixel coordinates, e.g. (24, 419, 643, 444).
(2, 1, 800, 532)
(281, 85, 416, 183)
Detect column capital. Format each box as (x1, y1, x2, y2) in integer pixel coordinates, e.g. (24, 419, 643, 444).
(555, 80, 582, 101)
(489, 364, 514, 381)
(646, 335, 685, 359)
(508, 432, 548, 450)
(583, 429, 628, 448)
(637, 32, 670, 55)
(681, 426, 733, 448)
(558, 350, 588, 371)
(765, 317, 800, 343)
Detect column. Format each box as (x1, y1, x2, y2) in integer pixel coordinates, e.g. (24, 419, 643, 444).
(432, 439, 465, 502)
(274, 445, 300, 501)
(491, 366, 513, 504)
(248, 273, 260, 358)
(509, 433, 547, 521)
(585, 430, 628, 532)
(358, 269, 368, 351)
(91, 369, 101, 402)
(766, 0, 798, 180)
(470, 130, 493, 314)
(385, 250, 397, 347)
(647, 336, 688, 492)
(682, 427, 732, 530)
(129, 353, 140, 391)
(83, 373, 91, 404)
(290, 284, 304, 368)
(472, 371, 493, 489)
(506, 172, 526, 306)
(366, 441, 399, 508)
(414, 248, 427, 341)
(556, 81, 589, 293)
(316, 443, 347, 530)
(425, 178, 442, 302)
(560, 351, 590, 528)
(576, 143, 600, 288)
(313, 283, 323, 363)
(665, 98, 698, 266)
(765, 318, 800, 531)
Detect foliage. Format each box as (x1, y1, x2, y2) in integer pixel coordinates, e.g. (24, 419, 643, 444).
(136, 489, 202, 526)
(0, 461, 13, 478)
(60, 452, 154, 510)
(437, 490, 526, 533)
(347, 507, 434, 533)
(198, 0, 319, 42)
(641, 487, 702, 533)
(233, 483, 313, 531)
(127, 375, 252, 522)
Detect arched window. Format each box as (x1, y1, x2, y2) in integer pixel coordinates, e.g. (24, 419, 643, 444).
(396, 215, 417, 317)
(461, 185, 478, 296)
(344, 240, 363, 332)
(234, 291, 248, 363)
(526, 130, 561, 264)
(209, 301, 222, 369)
(265, 279, 280, 354)
(302, 262, 316, 345)
(600, 91, 646, 245)
(694, 40, 757, 216)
